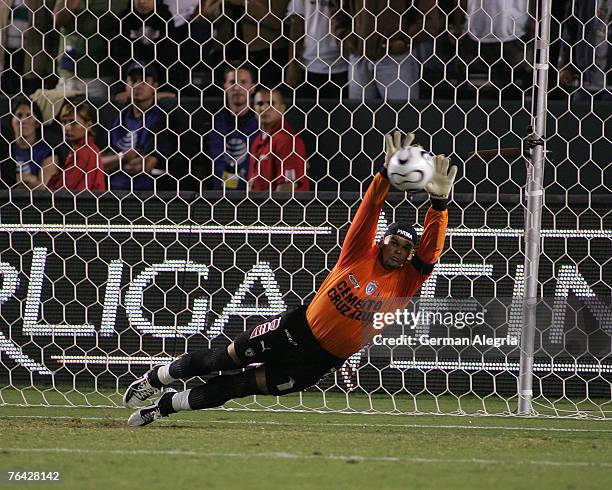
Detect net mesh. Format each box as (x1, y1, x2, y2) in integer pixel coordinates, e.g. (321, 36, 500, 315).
(0, 0, 611, 417)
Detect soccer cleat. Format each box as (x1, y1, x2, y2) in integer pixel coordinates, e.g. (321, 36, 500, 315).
(127, 388, 176, 427)
(123, 365, 163, 408)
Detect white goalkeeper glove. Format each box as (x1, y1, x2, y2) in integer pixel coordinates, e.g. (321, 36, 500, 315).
(384, 130, 415, 168)
(425, 154, 458, 201)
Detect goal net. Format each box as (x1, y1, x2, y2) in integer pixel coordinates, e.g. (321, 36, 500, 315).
(0, 0, 610, 417)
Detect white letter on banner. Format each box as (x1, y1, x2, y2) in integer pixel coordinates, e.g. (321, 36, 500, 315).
(414, 263, 494, 336)
(549, 265, 612, 343)
(374, 210, 388, 243)
(124, 261, 209, 337)
(0, 262, 19, 303)
(340, 350, 363, 390)
(0, 261, 51, 375)
(208, 262, 286, 338)
(99, 260, 124, 336)
(23, 247, 95, 336)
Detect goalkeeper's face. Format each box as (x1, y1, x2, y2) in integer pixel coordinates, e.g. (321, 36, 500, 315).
(379, 235, 414, 270)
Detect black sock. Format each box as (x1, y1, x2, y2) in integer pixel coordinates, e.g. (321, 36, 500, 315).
(148, 367, 164, 388)
(157, 390, 177, 416)
(168, 347, 238, 380)
(187, 369, 260, 410)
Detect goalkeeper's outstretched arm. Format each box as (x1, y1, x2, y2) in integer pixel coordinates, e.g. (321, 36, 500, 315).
(338, 132, 416, 266)
(402, 155, 457, 285)
(414, 155, 456, 267)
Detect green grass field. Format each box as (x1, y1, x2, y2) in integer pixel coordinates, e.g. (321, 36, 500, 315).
(2, 396, 612, 490)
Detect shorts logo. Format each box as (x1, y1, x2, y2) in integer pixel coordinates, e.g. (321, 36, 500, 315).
(250, 318, 281, 339)
(365, 281, 379, 296)
(276, 377, 295, 392)
(244, 348, 256, 357)
(284, 329, 298, 346)
(321, 366, 338, 380)
(348, 273, 360, 288)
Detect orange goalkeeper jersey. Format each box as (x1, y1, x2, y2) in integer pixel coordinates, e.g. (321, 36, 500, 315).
(306, 172, 449, 360)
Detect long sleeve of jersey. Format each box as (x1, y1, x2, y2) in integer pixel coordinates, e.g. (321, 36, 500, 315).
(414, 205, 448, 266)
(398, 202, 448, 298)
(338, 172, 390, 266)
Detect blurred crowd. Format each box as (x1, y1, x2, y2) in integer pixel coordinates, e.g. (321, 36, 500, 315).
(0, 0, 610, 193)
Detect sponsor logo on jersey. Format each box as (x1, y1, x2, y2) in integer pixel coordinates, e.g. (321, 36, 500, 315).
(327, 279, 384, 321)
(365, 280, 379, 296)
(284, 329, 298, 346)
(249, 317, 281, 339)
(348, 273, 360, 288)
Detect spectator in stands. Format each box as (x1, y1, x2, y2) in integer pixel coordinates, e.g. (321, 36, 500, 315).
(557, 0, 611, 101)
(248, 87, 310, 192)
(53, 0, 126, 96)
(47, 100, 106, 192)
(0, 0, 68, 95)
(0, 139, 15, 190)
(286, 0, 348, 100)
(1, 0, 55, 95)
(111, 0, 179, 104)
(0, 0, 63, 100)
(30, 0, 127, 123)
(331, 0, 436, 102)
(0, 112, 16, 188)
(0, 1, 11, 88)
(21, 0, 58, 95)
(6, 97, 57, 190)
(162, 0, 214, 94)
(412, 1, 448, 94)
(102, 64, 172, 191)
(452, 0, 533, 95)
(202, 0, 290, 89)
(207, 63, 259, 190)
(0, 0, 29, 95)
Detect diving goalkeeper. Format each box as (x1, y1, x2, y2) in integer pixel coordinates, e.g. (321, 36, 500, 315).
(125, 131, 456, 426)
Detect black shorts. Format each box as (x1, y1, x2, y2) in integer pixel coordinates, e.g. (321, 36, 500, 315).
(232, 306, 345, 395)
